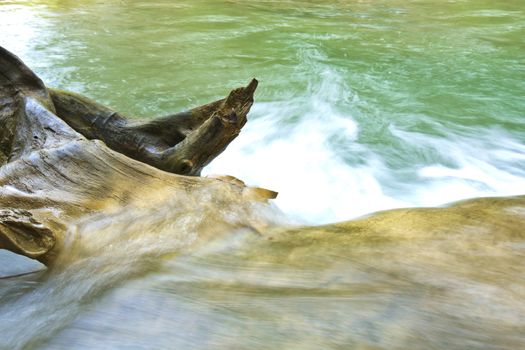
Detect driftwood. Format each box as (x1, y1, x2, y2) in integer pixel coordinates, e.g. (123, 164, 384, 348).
(49, 80, 257, 176)
(0, 46, 272, 264)
(1, 44, 257, 176)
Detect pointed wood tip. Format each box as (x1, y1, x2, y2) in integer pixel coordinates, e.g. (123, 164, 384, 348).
(246, 78, 258, 95)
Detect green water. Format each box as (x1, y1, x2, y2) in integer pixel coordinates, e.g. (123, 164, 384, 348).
(1, 0, 525, 349)
(1, 0, 524, 222)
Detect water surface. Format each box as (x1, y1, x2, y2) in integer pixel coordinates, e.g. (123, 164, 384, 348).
(2, 0, 524, 223)
(1, 0, 524, 349)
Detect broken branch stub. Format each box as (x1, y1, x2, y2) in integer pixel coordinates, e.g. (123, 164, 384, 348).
(0, 209, 56, 263)
(162, 79, 258, 175)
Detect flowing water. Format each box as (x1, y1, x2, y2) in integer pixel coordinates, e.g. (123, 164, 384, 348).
(0, 0, 524, 349)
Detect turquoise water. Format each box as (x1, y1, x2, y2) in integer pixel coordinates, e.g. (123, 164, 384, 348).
(1, 0, 524, 222)
(1, 1, 525, 349)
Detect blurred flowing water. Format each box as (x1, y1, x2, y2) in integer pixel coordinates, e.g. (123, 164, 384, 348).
(0, 0, 524, 349)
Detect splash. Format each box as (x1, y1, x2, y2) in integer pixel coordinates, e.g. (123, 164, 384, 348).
(205, 65, 525, 224)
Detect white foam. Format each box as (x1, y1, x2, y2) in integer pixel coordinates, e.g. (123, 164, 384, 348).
(204, 68, 409, 224)
(205, 68, 525, 224)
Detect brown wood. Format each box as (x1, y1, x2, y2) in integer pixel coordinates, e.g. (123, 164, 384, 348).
(0, 46, 266, 264)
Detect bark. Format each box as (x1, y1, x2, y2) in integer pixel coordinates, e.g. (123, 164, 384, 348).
(49, 78, 258, 175)
(0, 209, 55, 260)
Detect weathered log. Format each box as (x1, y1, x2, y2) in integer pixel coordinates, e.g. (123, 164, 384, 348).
(1, 45, 256, 176)
(49, 78, 258, 175)
(0, 46, 269, 264)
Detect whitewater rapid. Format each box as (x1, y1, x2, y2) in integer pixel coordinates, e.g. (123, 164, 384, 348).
(204, 68, 525, 224)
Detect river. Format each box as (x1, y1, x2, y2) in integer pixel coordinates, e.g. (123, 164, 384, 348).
(0, 0, 524, 349)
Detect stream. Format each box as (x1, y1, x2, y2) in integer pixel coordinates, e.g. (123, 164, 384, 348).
(1, 1, 524, 349)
